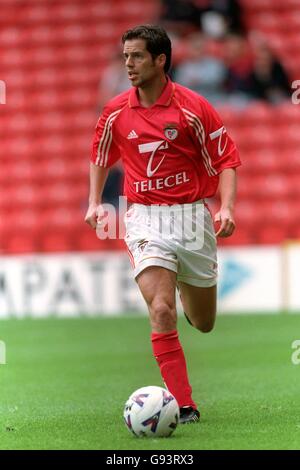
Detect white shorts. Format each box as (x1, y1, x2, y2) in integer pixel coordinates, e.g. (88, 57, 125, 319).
(124, 200, 217, 288)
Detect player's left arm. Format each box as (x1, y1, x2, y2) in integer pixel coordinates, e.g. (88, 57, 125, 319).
(200, 98, 241, 238)
(214, 168, 237, 237)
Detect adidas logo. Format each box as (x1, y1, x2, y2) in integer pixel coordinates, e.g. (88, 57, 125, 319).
(127, 130, 138, 139)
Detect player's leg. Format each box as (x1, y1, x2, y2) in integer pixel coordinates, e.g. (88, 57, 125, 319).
(137, 266, 200, 423)
(177, 283, 216, 332)
(177, 201, 217, 332)
(137, 265, 177, 333)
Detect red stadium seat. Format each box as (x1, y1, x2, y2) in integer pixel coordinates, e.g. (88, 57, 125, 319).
(5, 233, 38, 254)
(234, 200, 262, 227)
(240, 0, 275, 10)
(9, 162, 37, 183)
(76, 229, 114, 251)
(241, 103, 273, 125)
(255, 175, 292, 199)
(260, 200, 296, 227)
(243, 150, 283, 174)
(7, 209, 41, 234)
(23, 5, 50, 24)
(42, 182, 87, 207)
(39, 208, 82, 231)
(40, 232, 74, 252)
(291, 225, 300, 241)
(12, 185, 42, 208)
(257, 225, 290, 244)
(217, 227, 256, 246)
(237, 176, 257, 200)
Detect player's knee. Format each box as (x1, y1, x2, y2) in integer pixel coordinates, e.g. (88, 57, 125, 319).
(150, 301, 176, 331)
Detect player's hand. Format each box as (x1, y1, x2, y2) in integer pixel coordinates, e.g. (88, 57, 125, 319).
(214, 207, 235, 238)
(84, 203, 100, 229)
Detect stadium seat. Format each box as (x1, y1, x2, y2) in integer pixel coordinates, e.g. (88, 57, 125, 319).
(43, 182, 87, 207)
(76, 229, 114, 252)
(11, 185, 42, 208)
(291, 225, 300, 241)
(257, 225, 290, 244)
(234, 201, 263, 227)
(240, 0, 274, 10)
(40, 232, 74, 252)
(242, 103, 273, 125)
(255, 175, 292, 199)
(260, 200, 296, 227)
(5, 233, 38, 254)
(243, 150, 283, 174)
(7, 209, 41, 233)
(39, 208, 82, 231)
(217, 227, 256, 246)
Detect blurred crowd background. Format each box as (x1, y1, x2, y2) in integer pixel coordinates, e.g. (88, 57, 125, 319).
(0, 0, 300, 254)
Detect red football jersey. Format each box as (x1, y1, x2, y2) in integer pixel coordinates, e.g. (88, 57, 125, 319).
(91, 78, 241, 205)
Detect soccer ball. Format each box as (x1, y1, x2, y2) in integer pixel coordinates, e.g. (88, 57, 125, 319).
(123, 386, 179, 437)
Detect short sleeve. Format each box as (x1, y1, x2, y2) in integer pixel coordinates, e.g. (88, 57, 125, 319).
(91, 105, 121, 168)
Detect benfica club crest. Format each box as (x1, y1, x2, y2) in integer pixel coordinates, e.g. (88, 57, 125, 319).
(164, 123, 178, 141)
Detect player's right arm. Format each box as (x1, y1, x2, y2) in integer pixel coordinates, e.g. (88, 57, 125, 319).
(85, 164, 109, 229)
(85, 101, 123, 229)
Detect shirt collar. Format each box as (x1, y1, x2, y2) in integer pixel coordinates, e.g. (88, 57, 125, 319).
(129, 77, 174, 108)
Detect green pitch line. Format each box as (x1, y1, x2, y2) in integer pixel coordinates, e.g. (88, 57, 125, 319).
(0, 314, 299, 450)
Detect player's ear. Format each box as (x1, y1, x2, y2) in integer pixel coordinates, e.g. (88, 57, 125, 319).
(156, 53, 166, 70)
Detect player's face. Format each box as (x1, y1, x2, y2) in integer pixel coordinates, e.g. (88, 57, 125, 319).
(123, 39, 165, 87)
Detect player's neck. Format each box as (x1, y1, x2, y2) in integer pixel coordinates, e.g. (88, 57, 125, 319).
(138, 75, 167, 108)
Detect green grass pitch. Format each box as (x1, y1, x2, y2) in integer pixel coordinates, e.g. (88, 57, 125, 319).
(0, 314, 299, 450)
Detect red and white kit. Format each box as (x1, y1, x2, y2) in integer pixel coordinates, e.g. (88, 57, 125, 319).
(91, 78, 241, 285)
(91, 77, 240, 204)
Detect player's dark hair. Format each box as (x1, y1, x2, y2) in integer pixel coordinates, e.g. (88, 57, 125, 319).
(122, 25, 172, 73)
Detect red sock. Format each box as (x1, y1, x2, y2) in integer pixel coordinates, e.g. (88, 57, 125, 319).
(151, 330, 197, 409)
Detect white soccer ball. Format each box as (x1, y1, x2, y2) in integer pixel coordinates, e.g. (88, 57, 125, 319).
(123, 386, 179, 437)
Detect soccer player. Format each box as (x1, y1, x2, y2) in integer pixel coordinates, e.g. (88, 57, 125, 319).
(85, 25, 241, 424)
